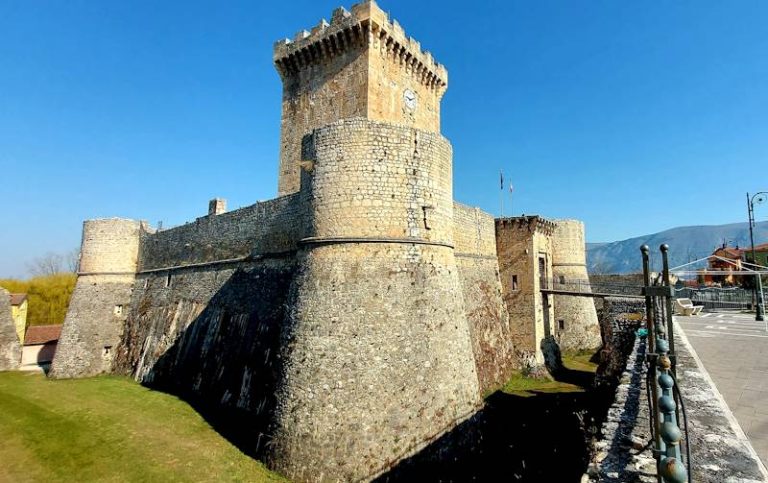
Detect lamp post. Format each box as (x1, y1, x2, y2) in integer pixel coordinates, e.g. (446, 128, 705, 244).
(747, 192, 767, 322)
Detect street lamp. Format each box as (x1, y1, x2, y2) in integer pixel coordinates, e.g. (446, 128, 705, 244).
(747, 192, 767, 321)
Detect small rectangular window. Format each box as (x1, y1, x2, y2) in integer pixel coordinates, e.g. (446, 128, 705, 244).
(165, 272, 172, 288)
(512, 275, 519, 291)
(558, 320, 565, 331)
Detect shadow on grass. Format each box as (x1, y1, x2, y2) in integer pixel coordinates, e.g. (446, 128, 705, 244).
(377, 364, 613, 483)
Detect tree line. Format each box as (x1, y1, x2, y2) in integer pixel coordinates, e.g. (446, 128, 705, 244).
(1, 250, 79, 326)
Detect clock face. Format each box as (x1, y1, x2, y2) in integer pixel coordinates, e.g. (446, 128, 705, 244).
(404, 89, 417, 110)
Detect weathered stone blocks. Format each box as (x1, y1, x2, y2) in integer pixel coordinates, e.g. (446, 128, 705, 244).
(0, 288, 22, 371)
(552, 219, 602, 352)
(50, 218, 142, 378)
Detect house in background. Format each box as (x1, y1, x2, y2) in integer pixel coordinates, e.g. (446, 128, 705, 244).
(21, 325, 62, 372)
(9, 293, 28, 344)
(704, 244, 743, 286)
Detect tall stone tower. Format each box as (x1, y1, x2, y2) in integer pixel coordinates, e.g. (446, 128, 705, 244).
(551, 219, 602, 351)
(274, 0, 447, 196)
(270, 2, 481, 481)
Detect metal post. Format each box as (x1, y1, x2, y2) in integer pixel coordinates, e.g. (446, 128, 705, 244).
(642, 246, 656, 353)
(661, 244, 677, 373)
(642, 245, 663, 483)
(643, 245, 688, 483)
(748, 192, 765, 322)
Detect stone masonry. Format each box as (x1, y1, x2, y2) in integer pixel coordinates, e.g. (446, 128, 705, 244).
(51, 1, 602, 481)
(0, 288, 22, 371)
(496, 216, 557, 365)
(552, 219, 602, 352)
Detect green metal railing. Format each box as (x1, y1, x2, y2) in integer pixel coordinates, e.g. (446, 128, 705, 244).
(642, 244, 691, 483)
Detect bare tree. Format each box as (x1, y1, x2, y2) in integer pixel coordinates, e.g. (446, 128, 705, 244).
(26, 252, 64, 277)
(65, 248, 80, 273)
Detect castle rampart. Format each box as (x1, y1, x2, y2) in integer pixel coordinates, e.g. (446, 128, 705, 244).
(551, 219, 602, 351)
(453, 203, 516, 391)
(138, 192, 306, 271)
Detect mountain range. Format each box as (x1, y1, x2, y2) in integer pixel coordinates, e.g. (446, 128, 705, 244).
(586, 221, 768, 274)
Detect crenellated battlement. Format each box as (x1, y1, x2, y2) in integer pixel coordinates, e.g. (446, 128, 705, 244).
(273, 0, 447, 93)
(495, 216, 558, 237)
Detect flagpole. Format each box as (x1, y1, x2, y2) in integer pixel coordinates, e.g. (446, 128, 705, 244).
(500, 170, 504, 217)
(508, 182, 514, 218)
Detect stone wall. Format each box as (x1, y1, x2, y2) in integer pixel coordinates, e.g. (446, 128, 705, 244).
(552, 219, 602, 352)
(453, 202, 516, 392)
(302, 119, 453, 244)
(113, 258, 296, 454)
(0, 288, 21, 371)
(139, 193, 305, 270)
(51, 219, 142, 378)
(495, 216, 556, 365)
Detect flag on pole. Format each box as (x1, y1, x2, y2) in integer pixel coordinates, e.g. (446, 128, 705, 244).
(500, 170, 504, 190)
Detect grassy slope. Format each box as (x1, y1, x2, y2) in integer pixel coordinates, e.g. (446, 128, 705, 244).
(499, 351, 599, 397)
(0, 372, 285, 483)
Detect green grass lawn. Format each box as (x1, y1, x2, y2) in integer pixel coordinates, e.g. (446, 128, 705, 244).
(0, 371, 285, 483)
(499, 350, 599, 397)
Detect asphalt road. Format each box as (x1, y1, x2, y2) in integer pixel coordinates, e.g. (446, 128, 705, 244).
(677, 311, 768, 465)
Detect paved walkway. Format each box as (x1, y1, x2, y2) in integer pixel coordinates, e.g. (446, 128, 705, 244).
(677, 311, 768, 466)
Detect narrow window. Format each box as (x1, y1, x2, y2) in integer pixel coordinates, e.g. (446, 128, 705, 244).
(422, 206, 431, 230)
(103, 345, 112, 357)
(558, 320, 565, 331)
(114, 305, 123, 316)
(165, 272, 172, 288)
(512, 275, 519, 291)
(559, 275, 566, 284)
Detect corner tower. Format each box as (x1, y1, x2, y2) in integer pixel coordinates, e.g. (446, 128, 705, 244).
(274, 0, 448, 195)
(269, 2, 481, 481)
(551, 220, 602, 351)
(51, 219, 142, 378)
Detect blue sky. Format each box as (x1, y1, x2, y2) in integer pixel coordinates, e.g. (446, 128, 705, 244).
(2, 0, 767, 278)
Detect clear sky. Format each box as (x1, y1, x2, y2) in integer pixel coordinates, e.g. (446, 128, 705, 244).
(2, 0, 767, 278)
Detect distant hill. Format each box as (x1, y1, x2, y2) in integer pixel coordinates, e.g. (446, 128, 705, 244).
(587, 221, 768, 274)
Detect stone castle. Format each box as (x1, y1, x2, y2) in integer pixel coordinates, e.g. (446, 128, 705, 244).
(50, 2, 601, 481)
